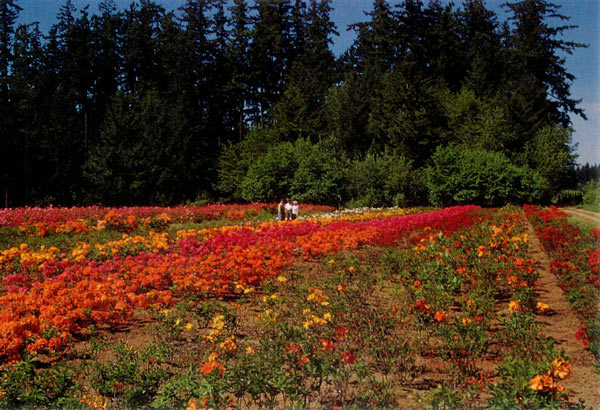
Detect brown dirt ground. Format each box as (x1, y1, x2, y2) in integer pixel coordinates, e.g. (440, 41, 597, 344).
(525, 220, 600, 408)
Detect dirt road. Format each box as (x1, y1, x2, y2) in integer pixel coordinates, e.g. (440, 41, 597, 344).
(526, 220, 600, 407)
(561, 207, 600, 228)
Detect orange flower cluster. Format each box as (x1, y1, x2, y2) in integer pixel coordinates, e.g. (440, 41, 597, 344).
(508, 300, 522, 314)
(200, 360, 225, 376)
(298, 227, 380, 259)
(19, 219, 93, 237)
(434, 310, 448, 323)
(529, 358, 571, 395)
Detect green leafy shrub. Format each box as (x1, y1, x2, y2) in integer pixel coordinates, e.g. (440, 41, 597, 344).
(291, 137, 347, 205)
(89, 341, 170, 408)
(240, 141, 297, 202)
(344, 150, 425, 207)
(551, 189, 583, 206)
(426, 144, 542, 207)
(0, 357, 80, 408)
(581, 179, 600, 206)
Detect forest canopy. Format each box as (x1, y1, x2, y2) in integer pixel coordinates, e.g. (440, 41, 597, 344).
(0, 0, 592, 207)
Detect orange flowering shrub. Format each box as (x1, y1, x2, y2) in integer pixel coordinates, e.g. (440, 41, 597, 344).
(529, 358, 571, 396)
(0, 205, 481, 365)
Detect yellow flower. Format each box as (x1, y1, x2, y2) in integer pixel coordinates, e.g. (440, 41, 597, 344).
(477, 245, 486, 257)
(208, 351, 219, 362)
(536, 302, 550, 313)
(245, 346, 255, 355)
(219, 336, 237, 351)
(548, 358, 571, 380)
(328, 259, 335, 265)
(323, 312, 332, 321)
(277, 276, 287, 282)
(184, 322, 194, 331)
(212, 315, 225, 330)
(508, 300, 521, 314)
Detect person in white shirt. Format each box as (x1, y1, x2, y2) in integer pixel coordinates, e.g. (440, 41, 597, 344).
(291, 200, 299, 220)
(284, 199, 292, 220)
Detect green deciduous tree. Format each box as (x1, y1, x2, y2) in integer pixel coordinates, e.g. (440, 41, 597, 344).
(427, 144, 542, 207)
(344, 150, 421, 207)
(524, 124, 577, 202)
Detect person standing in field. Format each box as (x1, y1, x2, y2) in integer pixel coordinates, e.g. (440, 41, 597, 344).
(277, 199, 285, 221)
(284, 199, 292, 220)
(291, 200, 299, 220)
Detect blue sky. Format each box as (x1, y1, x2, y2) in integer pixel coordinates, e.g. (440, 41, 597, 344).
(17, 0, 599, 165)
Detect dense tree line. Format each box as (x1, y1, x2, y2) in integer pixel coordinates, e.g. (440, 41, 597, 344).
(0, 0, 590, 207)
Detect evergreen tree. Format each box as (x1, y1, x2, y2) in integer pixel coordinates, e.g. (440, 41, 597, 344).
(179, 0, 220, 192)
(346, 0, 398, 75)
(248, 0, 294, 126)
(458, 0, 505, 96)
(395, 0, 428, 75)
(90, 0, 122, 124)
(0, 0, 20, 92)
(0, 0, 21, 206)
(422, 0, 463, 89)
(207, 0, 235, 147)
(270, 0, 337, 141)
(85, 89, 206, 205)
(503, 0, 587, 141)
(367, 71, 446, 165)
(121, 0, 165, 95)
(324, 72, 373, 156)
(10, 22, 45, 205)
(32, 0, 93, 204)
(228, 0, 251, 141)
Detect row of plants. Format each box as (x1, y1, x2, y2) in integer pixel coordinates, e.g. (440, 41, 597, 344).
(0, 203, 336, 235)
(0, 205, 583, 408)
(524, 205, 600, 368)
(0, 206, 478, 366)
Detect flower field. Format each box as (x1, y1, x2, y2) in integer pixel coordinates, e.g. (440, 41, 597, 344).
(0, 204, 597, 409)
